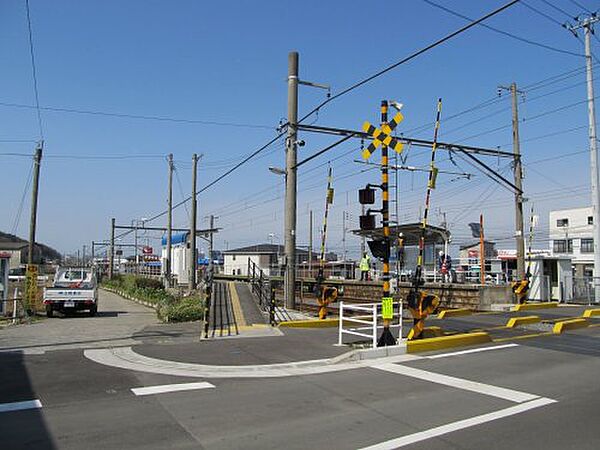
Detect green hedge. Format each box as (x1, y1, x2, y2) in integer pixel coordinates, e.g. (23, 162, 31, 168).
(102, 275, 204, 323)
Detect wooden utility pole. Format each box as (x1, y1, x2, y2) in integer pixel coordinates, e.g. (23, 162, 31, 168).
(27, 143, 43, 265)
(165, 153, 173, 288)
(189, 153, 198, 291)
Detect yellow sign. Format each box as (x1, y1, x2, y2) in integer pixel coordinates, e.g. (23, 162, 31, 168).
(361, 112, 404, 159)
(382, 296, 394, 320)
(25, 264, 38, 309)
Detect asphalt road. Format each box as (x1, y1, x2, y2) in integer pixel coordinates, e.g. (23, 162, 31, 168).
(2, 293, 600, 449)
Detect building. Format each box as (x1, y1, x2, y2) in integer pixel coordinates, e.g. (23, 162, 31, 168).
(527, 255, 573, 302)
(160, 232, 204, 284)
(223, 244, 309, 277)
(458, 241, 501, 282)
(549, 206, 593, 277)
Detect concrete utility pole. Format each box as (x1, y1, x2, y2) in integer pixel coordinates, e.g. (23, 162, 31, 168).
(109, 218, 115, 279)
(342, 211, 348, 261)
(27, 143, 42, 265)
(499, 83, 525, 280)
(82, 245, 86, 267)
(189, 153, 198, 291)
(566, 15, 600, 302)
(284, 51, 299, 309)
(208, 214, 215, 274)
(308, 210, 313, 278)
(133, 220, 139, 275)
(165, 153, 173, 288)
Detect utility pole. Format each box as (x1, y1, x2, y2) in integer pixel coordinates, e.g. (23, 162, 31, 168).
(27, 142, 43, 265)
(566, 15, 600, 302)
(308, 210, 313, 278)
(209, 214, 215, 274)
(342, 211, 347, 261)
(189, 153, 198, 291)
(499, 82, 525, 281)
(480, 213, 485, 285)
(133, 220, 139, 275)
(109, 218, 115, 279)
(165, 153, 173, 288)
(82, 245, 86, 267)
(284, 51, 299, 310)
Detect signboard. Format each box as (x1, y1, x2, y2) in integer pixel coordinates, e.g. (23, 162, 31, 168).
(115, 250, 123, 256)
(381, 297, 394, 320)
(142, 246, 153, 255)
(25, 264, 38, 310)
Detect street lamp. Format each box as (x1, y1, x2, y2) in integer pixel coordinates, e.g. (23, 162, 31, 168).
(268, 166, 286, 176)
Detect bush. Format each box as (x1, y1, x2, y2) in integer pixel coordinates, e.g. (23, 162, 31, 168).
(157, 295, 204, 323)
(102, 275, 203, 323)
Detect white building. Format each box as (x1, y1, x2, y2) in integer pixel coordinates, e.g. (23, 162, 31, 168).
(223, 244, 309, 277)
(549, 206, 594, 277)
(160, 232, 205, 285)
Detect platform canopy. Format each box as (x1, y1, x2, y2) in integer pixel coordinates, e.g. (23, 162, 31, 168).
(352, 222, 450, 246)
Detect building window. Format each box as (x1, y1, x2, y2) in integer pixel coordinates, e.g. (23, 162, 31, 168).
(553, 239, 573, 253)
(232, 255, 236, 261)
(556, 218, 569, 227)
(589, 216, 594, 225)
(581, 238, 594, 253)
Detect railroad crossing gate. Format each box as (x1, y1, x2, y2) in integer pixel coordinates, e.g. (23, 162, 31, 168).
(361, 111, 404, 159)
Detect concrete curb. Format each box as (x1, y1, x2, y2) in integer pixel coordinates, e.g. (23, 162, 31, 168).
(437, 308, 471, 319)
(552, 318, 589, 334)
(278, 318, 339, 328)
(511, 302, 559, 312)
(583, 309, 600, 318)
(407, 332, 492, 353)
(100, 287, 158, 310)
(506, 316, 540, 328)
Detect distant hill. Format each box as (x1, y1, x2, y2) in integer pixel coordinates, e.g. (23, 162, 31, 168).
(0, 231, 62, 262)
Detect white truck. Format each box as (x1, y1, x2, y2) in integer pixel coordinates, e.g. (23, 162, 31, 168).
(43, 267, 98, 317)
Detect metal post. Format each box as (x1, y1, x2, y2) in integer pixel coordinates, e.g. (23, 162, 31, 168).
(28, 143, 42, 265)
(189, 153, 198, 291)
(82, 245, 86, 267)
(308, 210, 313, 278)
(165, 153, 173, 288)
(342, 211, 347, 262)
(380, 100, 392, 340)
(585, 24, 600, 303)
(208, 214, 215, 278)
(109, 218, 115, 279)
(284, 51, 299, 309)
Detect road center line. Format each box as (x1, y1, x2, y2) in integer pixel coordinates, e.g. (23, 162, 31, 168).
(358, 397, 556, 450)
(426, 343, 519, 359)
(131, 382, 215, 396)
(371, 363, 538, 403)
(0, 399, 43, 413)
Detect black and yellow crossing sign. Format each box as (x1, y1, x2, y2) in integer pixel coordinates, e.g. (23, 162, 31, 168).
(361, 111, 404, 159)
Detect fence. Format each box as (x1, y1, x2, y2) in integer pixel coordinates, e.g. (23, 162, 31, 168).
(338, 301, 403, 347)
(247, 259, 291, 324)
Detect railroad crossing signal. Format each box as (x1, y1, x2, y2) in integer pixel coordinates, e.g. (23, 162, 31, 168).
(361, 111, 404, 159)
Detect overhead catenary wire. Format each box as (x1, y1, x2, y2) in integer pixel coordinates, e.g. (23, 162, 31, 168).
(422, 0, 584, 57)
(296, 0, 520, 124)
(11, 159, 34, 235)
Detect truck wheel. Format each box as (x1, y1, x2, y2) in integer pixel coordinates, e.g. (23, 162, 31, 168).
(89, 305, 97, 317)
(46, 306, 54, 318)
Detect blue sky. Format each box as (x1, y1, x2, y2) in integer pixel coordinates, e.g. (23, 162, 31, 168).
(1, 0, 598, 258)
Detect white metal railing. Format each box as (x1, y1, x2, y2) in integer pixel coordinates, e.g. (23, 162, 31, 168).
(338, 301, 403, 347)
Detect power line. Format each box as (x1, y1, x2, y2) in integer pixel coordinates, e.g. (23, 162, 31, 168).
(173, 165, 190, 218)
(0, 101, 275, 130)
(566, 0, 592, 14)
(297, 0, 520, 124)
(24, 0, 44, 140)
(521, 1, 565, 25)
(422, 0, 584, 57)
(538, 0, 576, 18)
(11, 158, 34, 235)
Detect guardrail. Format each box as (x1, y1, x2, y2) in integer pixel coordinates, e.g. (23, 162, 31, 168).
(338, 301, 403, 347)
(247, 259, 291, 324)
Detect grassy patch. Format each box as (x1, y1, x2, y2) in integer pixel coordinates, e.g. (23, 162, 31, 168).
(102, 275, 204, 323)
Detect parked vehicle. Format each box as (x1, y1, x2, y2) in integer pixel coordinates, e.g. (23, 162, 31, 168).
(43, 267, 98, 317)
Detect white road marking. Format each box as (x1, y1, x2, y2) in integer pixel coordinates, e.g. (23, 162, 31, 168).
(426, 343, 519, 359)
(358, 397, 556, 449)
(371, 363, 538, 403)
(0, 399, 42, 413)
(131, 382, 215, 396)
